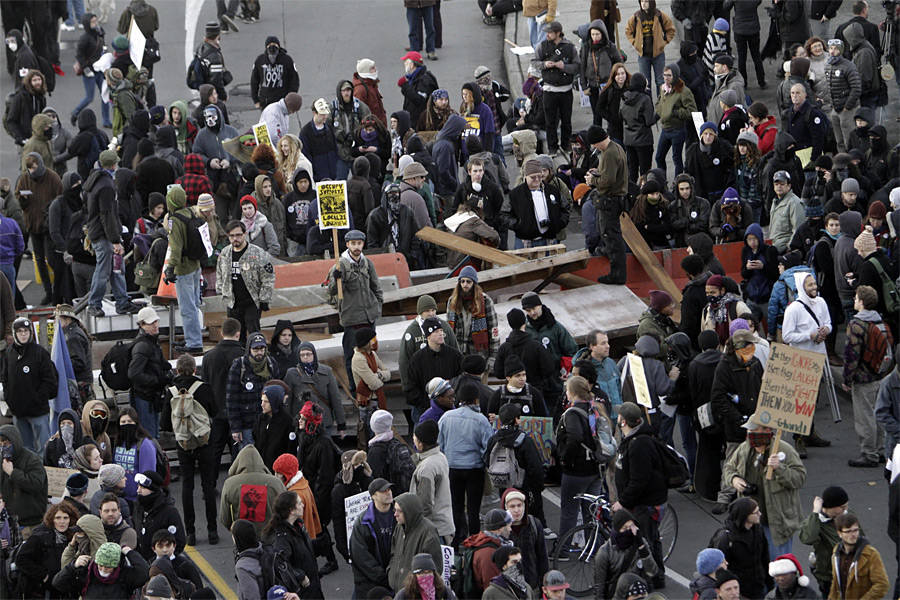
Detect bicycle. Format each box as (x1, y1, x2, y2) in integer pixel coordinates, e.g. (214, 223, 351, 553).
(550, 493, 679, 597)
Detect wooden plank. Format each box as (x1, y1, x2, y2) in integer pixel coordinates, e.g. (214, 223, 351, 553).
(260, 250, 591, 326)
(416, 226, 596, 289)
(619, 214, 683, 302)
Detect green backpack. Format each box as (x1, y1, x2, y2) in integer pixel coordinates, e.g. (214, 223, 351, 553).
(868, 257, 900, 314)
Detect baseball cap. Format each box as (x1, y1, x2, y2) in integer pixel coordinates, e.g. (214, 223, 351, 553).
(137, 306, 159, 324)
(543, 570, 571, 590)
(542, 20, 563, 32)
(368, 478, 392, 495)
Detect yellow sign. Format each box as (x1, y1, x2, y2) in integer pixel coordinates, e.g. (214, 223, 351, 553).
(252, 122, 271, 147)
(751, 342, 824, 436)
(316, 181, 350, 230)
(796, 147, 813, 168)
(626, 353, 653, 408)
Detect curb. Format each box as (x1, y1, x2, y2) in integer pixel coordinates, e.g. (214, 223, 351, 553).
(503, 11, 526, 105)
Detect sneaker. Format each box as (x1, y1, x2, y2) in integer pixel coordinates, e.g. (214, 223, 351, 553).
(652, 575, 666, 589)
(543, 527, 558, 541)
(807, 432, 831, 447)
(60, 22, 75, 31)
(186, 533, 196, 546)
(221, 13, 240, 31)
(711, 502, 729, 515)
(208, 530, 219, 545)
(318, 561, 338, 577)
(483, 15, 502, 25)
(848, 456, 879, 468)
(87, 306, 105, 318)
(427, 52, 438, 60)
(116, 302, 142, 315)
(828, 354, 844, 367)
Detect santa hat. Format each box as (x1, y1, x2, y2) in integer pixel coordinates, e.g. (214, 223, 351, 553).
(769, 554, 809, 587)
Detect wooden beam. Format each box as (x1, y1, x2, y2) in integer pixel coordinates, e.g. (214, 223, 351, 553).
(260, 250, 591, 326)
(620, 214, 684, 302)
(415, 226, 596, 289)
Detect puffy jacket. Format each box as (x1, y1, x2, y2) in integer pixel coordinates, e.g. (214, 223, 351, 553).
(0, 425, 49, 526)
(128, 329, 172, 408)
(825, 56, 861, 112)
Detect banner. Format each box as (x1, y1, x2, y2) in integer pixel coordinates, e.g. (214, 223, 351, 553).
(494, 416, 554, 466)
(50, 325, 76, 433)
(751, 343, 825, 436)
(317, 181, 350, 230)
(46, 466, 79, 499)
(441, 545, 453, 584)
(344, 491, 370, 552)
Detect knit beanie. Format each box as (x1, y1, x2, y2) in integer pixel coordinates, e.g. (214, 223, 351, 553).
(821, 486, 849, 508)
(356, 58, 375, 74)
(890, 187, 900, 210)
(95, 542, 122, 568)
(262, 384, 286, 414)
(854, 227, 877, 255)
(713, 18, 730, 32)
(231, 519, 259, 553)
(272, 453, 299, 481)
(99, 463, 126, 489)
(459, 265, 479, 283)
(504, 354, 527, 377)
(868, 200, 887, 220)
(417, 295, 438, 314)
(507, 308, 527, 330)
(841, 178, 860, 194)
(648, 290, 673, 312)
(696, 548, 726, 576)
(370, 409, 393, 435)
(728, 318, 750, 336)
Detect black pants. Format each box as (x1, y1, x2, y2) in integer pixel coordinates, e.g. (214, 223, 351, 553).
(228, 302, 260, 345)
(48, 250, 73, 305)
(177, 444, 218, 534)
(526, 486, 546, 528)
(543, 89, 573, 152)
(209, 416, 234, 470)
(598, 196, 627, 282)
(477, 0, 521, 17)
(30, 232, 53, 297)
(216, 0, 239, 18)
(630, 504, 663, 580)
(735, 33, 766, 86)
(449, 467, 485, 547)
(626, 145, 652, 183)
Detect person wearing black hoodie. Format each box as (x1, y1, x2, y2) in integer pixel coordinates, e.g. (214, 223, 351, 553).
(709, 497, 771, 599)
(253, 384, 296, 471)
(67, 109, 109, 180)
(283, 169, 316, 256)
(492, 308, 558, 407)
(865, 125, 890, 188)
(201, 317, 245, 467)
(154, 125, 184, 177)
(135, 137, 176, 201)
(680, 254, 713, 349)
(347, 156, 376, 229)
(269, 320, 301, 376)
(367, 183, 418, 263)
(164, 354, 218, 545)
(72, 13, 109, 127)
(47, 172, 81, 304)
(6, 69, 48, 147)
(432, 115, 467, 198)
(677, 41, 709, 122)
(119, 110, 151, 169)
(621, 72, 658, 182)
(399, 53, 439, 126)
(684, 121, 734, 203)
(759, 132, 805, 211)
(135, 470, 187, 561)
(250, 36, 300, 109)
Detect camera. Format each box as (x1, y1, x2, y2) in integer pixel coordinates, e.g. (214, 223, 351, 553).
(538, 219, 551, 229)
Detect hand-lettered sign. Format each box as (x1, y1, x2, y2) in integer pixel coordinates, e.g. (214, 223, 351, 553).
(751, 343, 825, 436)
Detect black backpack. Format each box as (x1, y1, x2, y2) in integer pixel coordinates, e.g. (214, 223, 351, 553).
(185, 51, 206, 90)
(651, 436, 691, 488)
(100, 340, 135, 390)
(259, 542, 304, 595)
(172, 211, 211, 261)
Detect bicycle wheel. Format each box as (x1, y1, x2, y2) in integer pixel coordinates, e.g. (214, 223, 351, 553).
(551, 523, 608, 597)
(659, 504, 678, 561)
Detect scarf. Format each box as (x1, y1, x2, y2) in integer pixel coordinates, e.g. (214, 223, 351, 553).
(368, 427, 393, 446)
(301, 362, 316, 377)
(709, 292, 741, 345)
(248, 354, 271, 380)
(241, 212, 256, 234)
(355, 350, 387, 409)
(360, 129, 378, 144)
(447, 286, 489, 351)
(417, 573, 436, 600)
(825, 229, 841, 241)
(502, 563, 530, 599)
(82, 563, 122, 597)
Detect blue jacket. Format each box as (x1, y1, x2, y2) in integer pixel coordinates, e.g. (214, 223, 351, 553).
(573, 348, 622, 412)
(0, 216, 24, 265)
(438, 404, 494, 469)
(768, 265, 814, 331)
(419, 398, 448, 425)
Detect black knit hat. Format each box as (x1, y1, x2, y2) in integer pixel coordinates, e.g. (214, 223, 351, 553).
(414, 419, 439, 446)
(822, 486, 849, 508)
(507, 308, 527, 330)
(504, 354, 527, 377)
(461, 354, 486, 374)
(355, 327, 376, 348)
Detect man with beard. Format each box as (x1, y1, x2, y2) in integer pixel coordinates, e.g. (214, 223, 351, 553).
(99, 493, 137, 548)
(702, 274, 751, 348)
(250, 36, 299, 109)
(225, 332, 279, 450)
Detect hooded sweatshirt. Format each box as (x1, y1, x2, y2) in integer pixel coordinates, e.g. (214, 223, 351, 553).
(459, 82, 496, 152)
(284, 168, 315, 243)
(219, 445, 287, 535)
(21, 112, 55, 174)
(0, 321, 57, 417)
(710, 498, 770, 599)
(44, 408, 85, 468)
(252, 174, 286, 252)
(432, 115, 468, 196)
(834, 210, 863, 302)
(387, 493, 443, 591)
(782, 271, 831, 353)
(0, 424, 49, 526)
(167, 100, 197, 154)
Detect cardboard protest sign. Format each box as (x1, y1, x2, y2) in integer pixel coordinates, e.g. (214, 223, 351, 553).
(441, 545, 454, 584)
(252, 122, 272, 147)
(127, 17, 145, 70)
(316, 181, 350, 230)
(626, 353, 653, 408)
(751, 342, 825, 436)
(344, 491, 370, 552)
(46, 466, 79, 498)
(494, 416, 554, 466)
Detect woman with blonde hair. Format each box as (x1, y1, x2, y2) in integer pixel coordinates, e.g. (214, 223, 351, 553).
(276, 134, 314, 191)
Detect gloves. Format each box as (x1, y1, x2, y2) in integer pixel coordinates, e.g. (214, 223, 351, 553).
(638, 544, 651, 559)
(721, 223, 734, 233)
(397, 76, 408, 87)
(163, 268, 176, 284)
(259, 302, 269, 312)
(333, 268, 342, 280)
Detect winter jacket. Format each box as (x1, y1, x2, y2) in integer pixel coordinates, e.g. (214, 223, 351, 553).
(799, 508, 843, 591)
(84, 167, 121, 243)
(711, 351, 763, 442)
(845, 23, 879, 101)
(438, 404, 493, 469)
(594, 535, 660, 600)
(876, 367, 900, 457)
(617, 336, 676, 408)
(656, 79, 697, 130)
(722, 439, 806, 546)
(192, 106, 239, 165)
(250, 47, 300, 108)
(680, 273, 712, 347)
(283, 360, 345, 432)
(128, 329, 171, 408)
(353, 73, 387, 125)
(387, 493, 442, 590)
(432, 115, 467, 197)
(6, 70, 47, 145)
(684, 136, 735, 201)
(532, 36, 580, 88)
(225, 347, 280, 433)
(614, 421, 668, 509)
(399, 317, 458, 388)
(299, 120, 338, 181)
(0, 425, 48, 526)
(67, 109, 109, 179)
(347, 158, 375, 231)
(136, 491, 186, 560)
(410, 445, 454, 537)
(352, 347, 390, 407)
(579, 20, 621, 89)
(741, 223, 779, 303)
(775, 0, 810, 43)
(783, 100, 829, 161)
(253, 407, 295, 470)
(400, 66, 439, 126)
(20, 113, 54, 173)
(295, 430, 338, 525)
(507, 181, 569, 241)
(366, 198, 418, 259)
(220, 445, 287, 535)
(492, 329, 557, 399)
(462, 531, 505, 593)
(621, 87, 658, 147)
(265, 520, 323, 599)
(754, 115, 778, 155)
(14, 522, 68, 597)
(350, 500, 395, 595)
(0, 330, 58, 419)
(843, 309, 889, 384)
(15, 155, 61, 235)
(707, 70, 746, 125)
(368, 436, 415, 494)
(710, 501, 771, 599)
(829, 539, 890, 600)
(444, 212, 500, 269)
(486, 426, 545, 495)
(596, 81, 629, 142)
(0, 212, 24, 266)
(836, 15, 883, 59)
(525, 304, 577, 368)
(769, 190, 805, 252)
(857, 251, 897, 319)
(724, 0, 761, 33)
(215, 241, 275, 311)
(825, 56, 861, 112)
(327, 250, 383, 327)
(201, 339, 244, 420)
(624, 9, 676, 58)
(52, 548, 150, 600)
(44, 408, 85, 467)
(678, 42, 709, 115)
(406, 343, 463, 410)
(834, 210, 863, 304)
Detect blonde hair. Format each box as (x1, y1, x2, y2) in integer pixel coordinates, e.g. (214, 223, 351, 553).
(566, 375, 592, 401)
(276, 134, 303, 191)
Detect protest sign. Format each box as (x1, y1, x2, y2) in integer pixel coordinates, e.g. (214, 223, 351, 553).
(317, 182, 350, 230)
(252, 122, 272, 147)
(626, 353, 652, 408)
(441, 545, 454, 584)
(127, 17, 146, 70)
(344, 491, 371, 553)
(46, 466, 79, 499)
(751, 342, 825, 436)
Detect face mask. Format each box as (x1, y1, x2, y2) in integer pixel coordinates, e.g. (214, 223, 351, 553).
(267, 46, 278, 56)
(646, 194, 659, 205)
(388, 199, 401, 215)
(90, 415, 108, 436)
(61, 423, 75, 448)
(118, 423, 137, 447)
(747, 430, 773, 447)
(735, 344, 756, 363)
(502, 562, 528, 590)
(204, 112, 219, 129)
(707, 295, 720, 304)
(827, 55, 840, 65)
(93, 25, 102, 33)
(138, 491, 157, 507)
(612, 527, 636, 550)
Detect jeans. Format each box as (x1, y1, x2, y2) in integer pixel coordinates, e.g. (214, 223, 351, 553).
(852, 380, 883, 461)
(406, 6, 435, 53)
(492, 135, 506, 166)
(216, 0, 239, 17)
(234, 428, 254, 451)
(65, 0, 84, 25)
(74, 72, 110, 125)
(336, 159, 351, 181)
(13, 414, 50, 452)
(177, 444, 218, 533)
(638, 53, 666, 94)
(543, 89, 573, 151)
(659, 414, 675, 446)
(655, 128, 686, 174)
(0, 263, 15, 295)
(133, 394, 159, 439)
(735, 33, 766, 86)
(174, 269, 203, 348)
(513, 237, 552, 250)
(831, 108, 857, 152)
(227, 302, 261, 345)
(559, 473, 603, 539)
(678, 414, 698, 477)
(527, 16, 548, 50)
(449, 467, 485, 547)
(88, 238, 130, 310)
(763, 525, 793, 561)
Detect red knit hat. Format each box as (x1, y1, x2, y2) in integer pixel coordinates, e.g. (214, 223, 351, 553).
(240, 194, 257, 209)
(649, 290, 674, 312)
(769, 554, 809, 587)
(272, 453, 298, 481)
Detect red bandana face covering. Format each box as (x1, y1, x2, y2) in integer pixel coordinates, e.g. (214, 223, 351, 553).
(747, 430, 773, 448)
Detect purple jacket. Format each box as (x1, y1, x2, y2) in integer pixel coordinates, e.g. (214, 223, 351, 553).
(0, 216, 24, 265)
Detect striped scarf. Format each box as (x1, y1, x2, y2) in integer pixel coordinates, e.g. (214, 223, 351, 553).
(448, 287, 489, 351)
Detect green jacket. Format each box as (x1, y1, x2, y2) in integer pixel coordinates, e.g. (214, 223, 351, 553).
(799, 510, 843, 586)
(636, 309, 678, 361)
(327, 252, 383, 327)
(21, 114, 54, 173)
(165, 202, 201, 276)
(398, 317, 458, 387)
(215, 242, 276, 309)
(722, 439, 806, 546)
(654, 81, 697, 130)
(387, 493, 443, 591)
(219, 445, 287, 536)
(525, 306, 578, 367)
(0, 425, 48, 526)
(110, 79, 138, 138)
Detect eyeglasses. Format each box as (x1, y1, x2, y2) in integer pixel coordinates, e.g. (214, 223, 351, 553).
(841, 528, 860, 534)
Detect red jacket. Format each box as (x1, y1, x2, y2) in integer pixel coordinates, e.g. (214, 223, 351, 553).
(462, 532, 503, 592)
(352, 73, 387, 125)
(754, 116, 778, 156)
(174, 153, 213, 206)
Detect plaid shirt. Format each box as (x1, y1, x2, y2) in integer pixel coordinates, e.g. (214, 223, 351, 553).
(175, 153, 212, 205)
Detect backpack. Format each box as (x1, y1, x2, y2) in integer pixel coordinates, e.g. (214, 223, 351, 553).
(2, 91, 15, 138)
(185, 51, 206, 90)
(651, 436, 690, 488)
(169, 381, 212, 451)
(487, 432, 527, 490)
(172, 211, 211, 261)
(134, 255, 161, 294)
(100, 340, 134, 390)
(258, 542, 304, 596)
(452, 542, 497, 600)
(567, 404, 617, 464)
(860, 320, 895, 376)
(138, 436, 171, 487)
(868, 257, 900, 314)
(386, 438, 415, 494)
